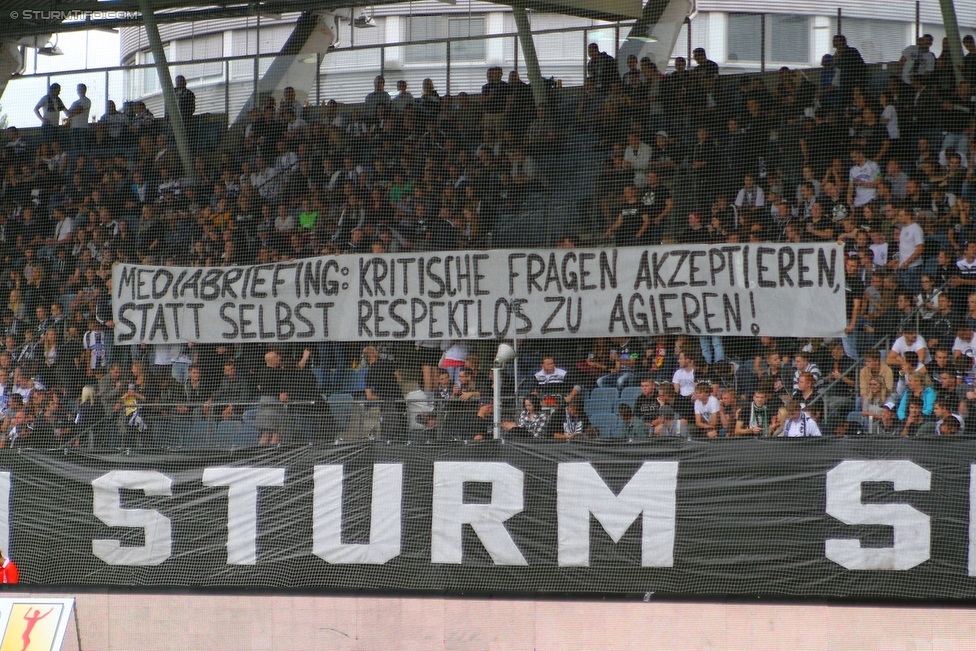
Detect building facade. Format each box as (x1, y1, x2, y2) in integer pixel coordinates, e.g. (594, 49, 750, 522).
(119, 0, 976, 117)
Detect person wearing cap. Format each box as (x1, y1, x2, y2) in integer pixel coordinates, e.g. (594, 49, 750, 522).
(0, 550, 17, 584)
(652, 383, 686, 436)
(779, 400, 821, 437)
(873, 402, 902, 435)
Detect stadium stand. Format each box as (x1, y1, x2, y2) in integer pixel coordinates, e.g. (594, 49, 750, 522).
(1, 29, 975, 448)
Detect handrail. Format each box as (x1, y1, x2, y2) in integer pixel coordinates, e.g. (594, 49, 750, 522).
(5, 22, 639, 81)
(805, 275, 952, 429)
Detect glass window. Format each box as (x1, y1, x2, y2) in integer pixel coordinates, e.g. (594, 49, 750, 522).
(142, 51, 159, 95)
(830, 17, 907, 64)
(727, 14, 762, 63)
(448, 17, 485, 62)
(769, 15, 809, 64)
(406, 16, 445, 64)
(174, 34, 223, 80)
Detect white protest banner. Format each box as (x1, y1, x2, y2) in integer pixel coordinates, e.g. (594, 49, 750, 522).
(112, 243, 846, 344)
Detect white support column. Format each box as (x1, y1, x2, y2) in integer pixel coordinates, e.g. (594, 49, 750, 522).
(512, 2, 546, 105)
(137, 0, 193, 179)
(486, 12, 506, 67)
(385, 15, 404, 70)
(813, 15, 833, 65)
(706, 12, 726, 66)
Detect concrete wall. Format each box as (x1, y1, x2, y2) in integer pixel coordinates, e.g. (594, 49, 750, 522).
(18, 591, 976, 651)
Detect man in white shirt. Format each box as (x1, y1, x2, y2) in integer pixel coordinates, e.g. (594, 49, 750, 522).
(847, 148, 880, 208)
(533, 357, 581, 405)
(895, 207, 925, 293)
(780, 400, 821, 437)
(623, 131, 652, 188)
(51, 208, 75, 244)
(887, 327, 931, 366)
(34, 83, 67, 142)
(952, 323, 976, 361)
(67, 83, 92, 153)
(734, 174, 765, 226)
(692, 382, 721, 437)
(899, 34, 936, 85)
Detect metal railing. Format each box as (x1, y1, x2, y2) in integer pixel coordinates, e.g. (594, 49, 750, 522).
(806, 276, 953, 433)
(0, 21, 640, 124)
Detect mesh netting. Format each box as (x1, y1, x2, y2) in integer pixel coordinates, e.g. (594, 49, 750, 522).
(0, 28, 973, 451)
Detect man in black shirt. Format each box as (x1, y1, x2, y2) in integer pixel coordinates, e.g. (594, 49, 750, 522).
(633, 378, 658, 432)
(586, 43, 617, 92)
(843, 254, 864, 359)
(641, 171, 672, 244)
(481, 67, 508, 134)
(363, 345, 405, 439)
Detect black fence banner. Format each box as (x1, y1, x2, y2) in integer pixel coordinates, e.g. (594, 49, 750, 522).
(7, 439, 976, 599)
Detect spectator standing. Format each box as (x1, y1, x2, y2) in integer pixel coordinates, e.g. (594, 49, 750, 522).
(899, 34, 936, 86)
(391, 80, 414, 112)
(363, 76, 390, 124)
(832, 34, 867, 104)
(34, 83, 67, 143)
(172, 75, 196, 122)
(895, 208, 926, 294)
(67, 84, 92, 154)
(847, 148, 880, 211)
(586, 43, 617, 92)
(481, 67, 508, 134)
(691, 47, 719, 79)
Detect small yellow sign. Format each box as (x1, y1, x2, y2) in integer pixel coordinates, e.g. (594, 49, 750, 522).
(0, 604, 62, 651)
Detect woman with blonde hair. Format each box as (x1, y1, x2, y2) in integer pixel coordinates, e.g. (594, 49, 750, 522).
(71, 385, 102, 447)
(897, 371, 936, 420)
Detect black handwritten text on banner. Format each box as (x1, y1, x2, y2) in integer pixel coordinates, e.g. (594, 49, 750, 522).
(111, 244, 846, 344)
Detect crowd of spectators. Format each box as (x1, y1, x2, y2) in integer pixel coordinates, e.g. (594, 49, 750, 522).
(2, 32, 976, 446)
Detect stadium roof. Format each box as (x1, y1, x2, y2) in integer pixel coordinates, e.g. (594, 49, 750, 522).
(0, 0, 644, 39)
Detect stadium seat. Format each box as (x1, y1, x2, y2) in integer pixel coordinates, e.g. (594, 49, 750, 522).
(590, 413, 622, 439)
(184, 420, 211, 447)
(590, 387, 619, 404)
(213, 420, 242, 448)
(328, 393, 355, 429)
(152, 420, 180, 448)
(310, 368, 326, 390)
(165, 420, 191, 448)
(235, 423, 260, 447)
(619, 387, 642, 409)
(584, 398, 613, 416)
